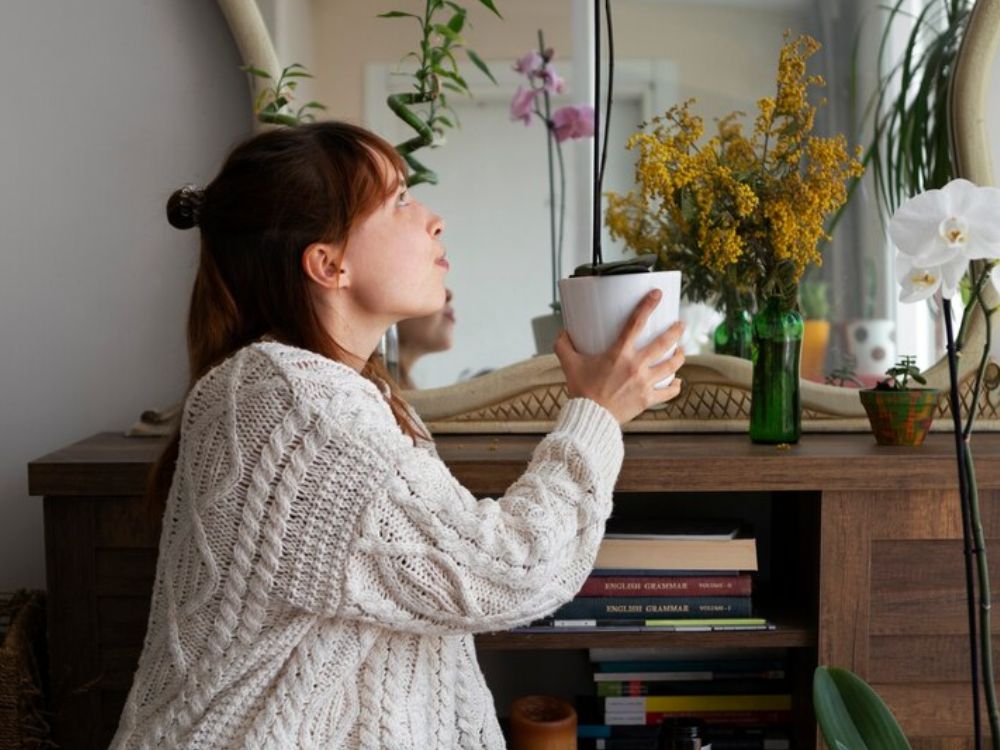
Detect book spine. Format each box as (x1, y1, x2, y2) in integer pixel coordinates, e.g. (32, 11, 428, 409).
(607, 694, 791, 712)
(594, 670, 787, 683)
(591, 569, 742, 576)
(580, 574, 751, 597)
(554, 596, 752, 620)
(593, 660, 786, 674)
(603, 710, 793, 727)
(638, 710, 793, 726)
(577, 724, 662, 740)
(596, 679, 790, 697)
(594, 740, 659, 750)
(578, 740, 659, 750)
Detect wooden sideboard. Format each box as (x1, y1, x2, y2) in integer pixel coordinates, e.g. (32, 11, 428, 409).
(28, 431, 1000, 749)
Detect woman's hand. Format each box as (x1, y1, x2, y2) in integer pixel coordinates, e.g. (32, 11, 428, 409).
(553, 290, 686, 425)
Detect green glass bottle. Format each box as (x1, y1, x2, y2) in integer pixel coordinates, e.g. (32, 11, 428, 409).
(713, 308, 753, 359)
(749, 295, 804, 443)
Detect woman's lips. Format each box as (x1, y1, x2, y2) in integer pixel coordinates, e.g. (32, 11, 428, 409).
(435, 257, 450, 269)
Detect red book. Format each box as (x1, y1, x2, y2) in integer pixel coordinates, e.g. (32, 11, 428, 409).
(635, 710, 792, 726)
(579, 574, 751, 597)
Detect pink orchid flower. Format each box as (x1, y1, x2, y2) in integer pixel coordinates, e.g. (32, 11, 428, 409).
(513, 51, 544, 76)
(551, 104, 595, 142)
(510, 86, 538, 125)
(540, 67, 565, 94)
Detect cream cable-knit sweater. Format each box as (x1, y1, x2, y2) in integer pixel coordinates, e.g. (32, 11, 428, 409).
(110, 341, 624, 749)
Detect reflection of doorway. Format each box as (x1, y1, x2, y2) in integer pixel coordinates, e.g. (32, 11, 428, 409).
(366, 61, 676, 388)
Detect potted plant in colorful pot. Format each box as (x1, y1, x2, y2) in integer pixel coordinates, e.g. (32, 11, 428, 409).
(859, 355, 939, 446)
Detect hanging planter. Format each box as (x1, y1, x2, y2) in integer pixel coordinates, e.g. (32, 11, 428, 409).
(558, 0, 683, 372)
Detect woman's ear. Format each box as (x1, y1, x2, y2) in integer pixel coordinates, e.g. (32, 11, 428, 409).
(302, 242, 347, 290)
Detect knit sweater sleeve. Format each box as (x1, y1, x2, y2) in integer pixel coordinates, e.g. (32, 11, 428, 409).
(275, 396, 624, 634)
(347, 397, 623, 634)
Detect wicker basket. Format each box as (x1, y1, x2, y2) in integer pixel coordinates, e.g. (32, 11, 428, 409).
(0, 590, 52, 749)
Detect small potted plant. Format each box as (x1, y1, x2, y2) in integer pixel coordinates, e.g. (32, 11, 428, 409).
(858, 355, 939, 446)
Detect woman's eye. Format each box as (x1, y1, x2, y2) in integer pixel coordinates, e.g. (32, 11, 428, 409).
(397, 190, 410, 206)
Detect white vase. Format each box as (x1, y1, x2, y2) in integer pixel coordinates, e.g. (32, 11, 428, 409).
(845, 318, 897, 385)
(531, 311, 564, 355)
(558, 271, 682, 388)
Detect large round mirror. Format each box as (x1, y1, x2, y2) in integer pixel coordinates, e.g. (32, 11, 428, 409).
(228, 0, 998, 400)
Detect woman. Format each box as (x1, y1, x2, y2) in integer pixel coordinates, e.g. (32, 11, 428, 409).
(396, 287, 455, 390)
(111, 121, 685, 749)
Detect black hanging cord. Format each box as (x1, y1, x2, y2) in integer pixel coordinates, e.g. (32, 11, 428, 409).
(592, 0, 602, 266)
(599, 0, 614, 216)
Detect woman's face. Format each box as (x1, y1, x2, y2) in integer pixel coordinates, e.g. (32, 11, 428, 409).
(397, 288, 456, 355)
(342, 163, 449, 322)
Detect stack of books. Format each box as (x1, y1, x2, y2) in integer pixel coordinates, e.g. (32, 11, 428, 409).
(576, 649, 792, 750)
(527, 519, 769, 632)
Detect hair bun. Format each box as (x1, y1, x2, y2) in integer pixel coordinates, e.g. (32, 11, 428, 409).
(167, 184, 205, 229)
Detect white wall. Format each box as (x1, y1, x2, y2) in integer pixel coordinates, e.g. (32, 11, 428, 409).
(0, 1, 250, 589)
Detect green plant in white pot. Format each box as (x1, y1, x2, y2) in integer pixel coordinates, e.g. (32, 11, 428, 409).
(559, 0, 684, 381)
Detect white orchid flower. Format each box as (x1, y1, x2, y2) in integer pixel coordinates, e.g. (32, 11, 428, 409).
(992, 263, 1000, 294)
(894, 251, 965, 302)
(890, 178, 1000, 266)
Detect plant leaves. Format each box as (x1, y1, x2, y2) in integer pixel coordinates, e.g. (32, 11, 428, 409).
(466, 48, 497, 84)
(241, 65, 272, 79)
(475, 0, 502, 18)
(813, 667, 912, 750)
(433, 23, 460, 42)
(447, 11, 466, 33)
(378, 10, 419, 19)
(436, 68, 468, 89)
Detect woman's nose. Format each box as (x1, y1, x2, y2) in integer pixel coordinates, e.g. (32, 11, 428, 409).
(430, 212, 445, 237)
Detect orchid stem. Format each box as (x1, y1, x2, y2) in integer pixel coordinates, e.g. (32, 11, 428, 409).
(539, 30, 558, 310)
(943, 297, 985, 750)
(962, 267, 1000, 747)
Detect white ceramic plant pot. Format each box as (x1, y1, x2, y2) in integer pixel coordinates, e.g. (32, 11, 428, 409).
(558, 270, 682, 388)
(531, 311, 564, 355)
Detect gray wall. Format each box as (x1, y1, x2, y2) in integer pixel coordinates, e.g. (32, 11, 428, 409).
(0, 1, 250, 589)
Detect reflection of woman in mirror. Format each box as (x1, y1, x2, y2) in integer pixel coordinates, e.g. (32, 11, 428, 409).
(113, 121, 686, 749)
(396, 287, 455, 389)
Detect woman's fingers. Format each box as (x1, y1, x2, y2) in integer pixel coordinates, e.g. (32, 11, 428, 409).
(614, 291, 662, 354)
(650, 346, 685, 381)
(638, 321, 685, 364)
(652, 378, 683, 405)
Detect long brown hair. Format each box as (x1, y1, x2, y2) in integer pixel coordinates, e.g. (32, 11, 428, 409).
(149, 122, 429, 503)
